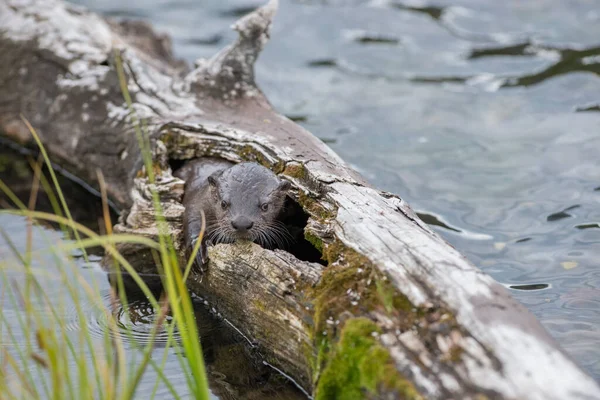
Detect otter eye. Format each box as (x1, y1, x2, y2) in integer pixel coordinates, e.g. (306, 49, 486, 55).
(221, 200, 229, 210)
(260, 203, 269, 212)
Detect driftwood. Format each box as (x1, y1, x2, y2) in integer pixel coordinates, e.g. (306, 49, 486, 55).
(1, 0, 599, 398)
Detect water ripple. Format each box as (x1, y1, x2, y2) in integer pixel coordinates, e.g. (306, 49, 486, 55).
(63, 292, 180, 348)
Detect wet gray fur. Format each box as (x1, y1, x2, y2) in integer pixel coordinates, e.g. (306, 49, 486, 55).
(175, 158, 291, 267)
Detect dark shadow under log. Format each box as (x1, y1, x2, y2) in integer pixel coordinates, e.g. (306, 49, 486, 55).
(1, 0, 599, 398)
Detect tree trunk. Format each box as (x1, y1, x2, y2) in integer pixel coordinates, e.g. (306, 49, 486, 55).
(1, 0, 599, 398)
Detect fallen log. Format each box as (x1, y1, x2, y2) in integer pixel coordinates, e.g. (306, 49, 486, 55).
(1, 0, 599, 398)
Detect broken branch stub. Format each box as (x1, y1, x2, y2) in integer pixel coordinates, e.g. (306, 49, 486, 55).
(1, 0, 599, 398)
(184, 0, 278, 100)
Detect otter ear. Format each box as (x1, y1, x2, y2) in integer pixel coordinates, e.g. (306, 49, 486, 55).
(207, 175, 217, 187)
(278, 180, 291, 192)
(207, 171, 222, 188)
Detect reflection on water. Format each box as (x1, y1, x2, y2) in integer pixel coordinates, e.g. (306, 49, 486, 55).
(417, 211, 461, 233)
(546, 205, 581, 222)
(5, 0, 600, 385)
(508, 283, 550, 291)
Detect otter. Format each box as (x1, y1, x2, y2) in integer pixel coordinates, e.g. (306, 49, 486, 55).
(175, 158, 292, 267)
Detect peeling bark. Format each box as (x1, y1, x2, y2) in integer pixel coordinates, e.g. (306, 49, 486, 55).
(1, 0, 599, 398)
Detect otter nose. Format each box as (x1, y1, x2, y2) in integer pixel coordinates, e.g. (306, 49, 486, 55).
(231, 217, 253, 232)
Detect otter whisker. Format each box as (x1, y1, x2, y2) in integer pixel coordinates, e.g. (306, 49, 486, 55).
(211, 224, 235, 245)
(254, 230, 264, 247)
(268, 227, 285, 249)
(256, 226, 273, 249)
(264, 227, 282, 249)
(256, 227, 272, 249)
(253, 229, 263, 247)
(207, 224, 224, 243)
(264, 221, 293, 249)
(257, 229, 270, 248)
(265, 226, 280, 248)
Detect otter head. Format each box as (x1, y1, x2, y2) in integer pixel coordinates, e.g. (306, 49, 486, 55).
(207, 162, 291, 248)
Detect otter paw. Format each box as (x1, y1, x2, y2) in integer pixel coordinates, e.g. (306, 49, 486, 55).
(199, 241, 209, 268)
(188, 238, 209, 273)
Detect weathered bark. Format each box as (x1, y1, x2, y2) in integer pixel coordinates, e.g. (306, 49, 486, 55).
(1, 0, 599, 398)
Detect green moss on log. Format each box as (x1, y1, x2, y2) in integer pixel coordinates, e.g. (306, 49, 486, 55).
(307, 240, 420, 337)
(375, 278, 418, 316)
(448, 345, 464, 363)
(283, 163, 308, 180)
(297, 192, 336, 222)
(305, 231, 324, 253)
(303, 240, 423, 394)
(315, 317, 422, 400)
(302, 239, 459, 399)
(159, 129, 206, 156)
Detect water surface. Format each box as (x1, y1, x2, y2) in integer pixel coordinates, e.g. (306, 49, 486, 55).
(5, 0, 600, 389)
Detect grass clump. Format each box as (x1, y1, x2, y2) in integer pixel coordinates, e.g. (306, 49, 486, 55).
(0, 50, 210, 400)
